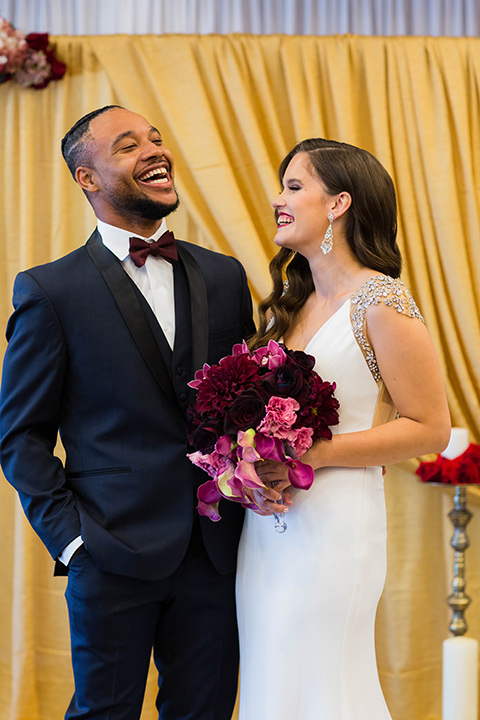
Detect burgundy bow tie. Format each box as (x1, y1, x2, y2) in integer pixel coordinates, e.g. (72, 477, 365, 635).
(129, 231, 178, 267)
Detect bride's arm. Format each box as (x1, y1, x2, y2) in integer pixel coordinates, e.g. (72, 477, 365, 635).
(302, 303, 451, 470)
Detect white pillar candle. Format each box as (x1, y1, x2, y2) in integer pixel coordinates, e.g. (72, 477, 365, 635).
(443, 636, 478, 720)
(442, 427, 469, 460)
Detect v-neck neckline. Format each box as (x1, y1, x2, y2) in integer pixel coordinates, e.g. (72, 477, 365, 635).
(300, 274, 384, 353)
(303, 297, 350, 353)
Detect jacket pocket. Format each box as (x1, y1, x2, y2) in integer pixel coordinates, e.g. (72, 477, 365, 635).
(66, 467, 132, 479)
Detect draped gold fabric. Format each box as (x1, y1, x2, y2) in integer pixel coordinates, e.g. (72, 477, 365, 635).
(1, 34, 480, 720)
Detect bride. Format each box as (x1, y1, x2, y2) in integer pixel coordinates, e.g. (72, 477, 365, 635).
(236, 138, 450, 719)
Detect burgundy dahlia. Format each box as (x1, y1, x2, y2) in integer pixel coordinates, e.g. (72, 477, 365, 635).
(194, 353, 261, 416)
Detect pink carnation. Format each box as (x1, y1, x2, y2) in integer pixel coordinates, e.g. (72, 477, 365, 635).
(286, 426, 314, 457)
(257, 396, 299, 438)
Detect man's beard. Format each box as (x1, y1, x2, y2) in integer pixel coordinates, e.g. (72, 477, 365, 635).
(107, 181, 180, 220)
(121, 189, 180, 220)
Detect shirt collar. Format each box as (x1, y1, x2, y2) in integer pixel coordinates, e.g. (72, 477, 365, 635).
(97, 218, 169, 262)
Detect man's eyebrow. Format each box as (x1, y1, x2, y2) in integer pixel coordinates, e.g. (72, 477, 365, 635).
(111, 127, 162, 150)
(111, 130, 136, 149)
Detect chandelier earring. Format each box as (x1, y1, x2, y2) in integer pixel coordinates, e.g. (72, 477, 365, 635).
(321, 212, 335, 255)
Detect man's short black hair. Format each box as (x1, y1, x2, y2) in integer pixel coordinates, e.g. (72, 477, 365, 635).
(61, 105, 123, 179)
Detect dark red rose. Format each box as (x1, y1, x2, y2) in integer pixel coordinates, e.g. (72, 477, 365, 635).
(187, 407, 221, 450)
(285, 348, 316, 376)
(191, 419, 223, 454)
(224, 390, 266, 434)
(262, 364, 307, 402)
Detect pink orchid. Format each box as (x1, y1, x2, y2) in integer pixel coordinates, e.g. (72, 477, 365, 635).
(188, 363, 211, 389)
(252, 339, 287, 370)
(231, 340, 250, 356)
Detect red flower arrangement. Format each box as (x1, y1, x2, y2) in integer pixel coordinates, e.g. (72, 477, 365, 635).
(187, 340, 340, 521)
(0, 16, 66, 89)
(416, 444, 480, 485)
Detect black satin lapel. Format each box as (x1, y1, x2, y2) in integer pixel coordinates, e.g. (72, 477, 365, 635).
(177, 243, 209, 373)
(86, 231, 179, 410)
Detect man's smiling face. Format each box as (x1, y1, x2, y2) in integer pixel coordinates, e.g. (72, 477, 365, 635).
(77, 107, 179, 233)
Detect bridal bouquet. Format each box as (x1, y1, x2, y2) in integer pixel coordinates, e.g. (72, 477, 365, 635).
(187, 340, 339, 521)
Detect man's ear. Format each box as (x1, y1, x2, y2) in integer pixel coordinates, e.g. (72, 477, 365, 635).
(75, 166, 99, 194)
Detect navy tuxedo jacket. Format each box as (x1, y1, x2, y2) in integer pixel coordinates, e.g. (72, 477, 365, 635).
(0, 231, 255, 580)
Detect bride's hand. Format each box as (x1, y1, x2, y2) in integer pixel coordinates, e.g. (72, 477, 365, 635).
(250, 459, 293, 516)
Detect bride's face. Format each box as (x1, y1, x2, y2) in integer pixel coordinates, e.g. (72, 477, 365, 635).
(271, 153, 334, 254)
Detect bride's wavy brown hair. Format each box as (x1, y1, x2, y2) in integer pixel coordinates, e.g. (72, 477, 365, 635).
(249, 138, 401, 350)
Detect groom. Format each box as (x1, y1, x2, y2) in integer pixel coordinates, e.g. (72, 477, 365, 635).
(0, 105, 255, 719)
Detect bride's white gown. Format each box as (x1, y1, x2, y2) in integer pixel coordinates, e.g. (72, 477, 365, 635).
(236, 276, 423, 720)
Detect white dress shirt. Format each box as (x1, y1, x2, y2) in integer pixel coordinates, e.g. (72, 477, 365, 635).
(59, 219, 176, 565)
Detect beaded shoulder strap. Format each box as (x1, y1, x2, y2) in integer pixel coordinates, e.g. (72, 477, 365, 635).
(350, 275, 424, 382)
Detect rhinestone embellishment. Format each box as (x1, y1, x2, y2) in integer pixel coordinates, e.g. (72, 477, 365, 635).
(350, 275, 424, 382)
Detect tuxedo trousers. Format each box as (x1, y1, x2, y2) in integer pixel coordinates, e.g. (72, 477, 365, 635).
(64, 521, 239, 720)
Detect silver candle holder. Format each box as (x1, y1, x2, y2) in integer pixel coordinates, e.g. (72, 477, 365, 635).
(422, 427, 480, 720)
(446, 484, 473, 636)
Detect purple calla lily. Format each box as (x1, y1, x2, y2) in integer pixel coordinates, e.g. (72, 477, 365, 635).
(255, 434, 285, 462)
(286, 458, 315, 490)
(235, 459, 265, 489)
(197, 479, 223, 505)
(197, 500, 221, 521)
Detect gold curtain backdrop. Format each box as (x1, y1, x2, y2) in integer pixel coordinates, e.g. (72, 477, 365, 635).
(0, 33, 480, 720)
